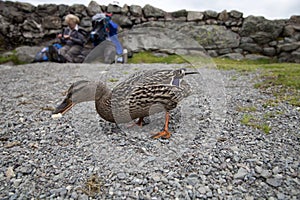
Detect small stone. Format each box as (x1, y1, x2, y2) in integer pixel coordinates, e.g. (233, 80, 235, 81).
(109, 187, 114, 195)
(245, 195, 254, 200)
(6, 167, 15, 179)
(13, 178, 22, 187)
(234, 168, 248, 179)
(152, 174, 161, 182)
(198, 186, 206, 194)
(277, 193, 285, 200)
(266, 178, 282, 187)
(255, 166, 262, 174)
(117, 172, 126, 180)
(272, 166, 281, 174)
(261, 170, 272, 178)
(78, 194, 89, 200)
(71, 191, 78, 199)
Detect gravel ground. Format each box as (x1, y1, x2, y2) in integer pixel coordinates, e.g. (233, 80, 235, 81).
(0, 62, 299, 199)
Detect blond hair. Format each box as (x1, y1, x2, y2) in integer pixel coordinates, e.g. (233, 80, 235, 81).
(65, 14, 80, 24)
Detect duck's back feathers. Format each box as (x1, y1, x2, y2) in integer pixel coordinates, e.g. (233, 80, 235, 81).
(110, 68, 197, 120)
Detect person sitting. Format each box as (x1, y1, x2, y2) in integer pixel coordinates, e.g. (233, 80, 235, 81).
(57, 14, 87, 63)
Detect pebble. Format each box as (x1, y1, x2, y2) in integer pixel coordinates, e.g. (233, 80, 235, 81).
(117, 172, 127, 180)
(0, 63, 299, 199)
(261, 170, 272, 178)
(266, 178, 282, 187)
(234, 168, 248, 179)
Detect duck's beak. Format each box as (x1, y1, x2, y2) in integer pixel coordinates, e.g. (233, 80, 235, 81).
(52, 98, 75, 115)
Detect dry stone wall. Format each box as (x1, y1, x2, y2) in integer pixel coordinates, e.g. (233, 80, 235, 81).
(0, 0, 300, 62)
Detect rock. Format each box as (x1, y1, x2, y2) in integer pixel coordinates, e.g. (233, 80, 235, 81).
(187, 11, 204, 21)
(283, 25, 296, 37)
(234, 168, 248, 179)
(143, 4, 165, 18)
(117, 172, 127, 180)
(36, 4, 59, 17)
(16, 1, 35, 12)
(276, 193, 285, 200)
(230, 10, 243, 19)
(220, 53, 244, 60)
(291, 48, 300, 63)
(251, 31, 274, 44)
(119, 27, 205, 55)
(261, 170, 272, 178)
(69, 4, 87, 18)
(171, 9, 188, 18)
(180, 25, 240, 49)
(198, 186, 207, 194)
(255, 166, 263, 174)
(266, 178, 282, 187)
(218, 10, 229, 22)
(130, 5, 143, 17)
(240, 16, 284, 42)
(42, 16, 62, 29)
(263, 47, 276, 56)
(205, 10, 218, 18)
(111, 14, 133, 26)
(240, 43, 263, 53)
(22, 19, 43, 33)
(245, 54, 270, 61)
(87, 1, 103, 16)
(218, 48, 232, 55)
(6, 167, 15, 179)
(278, 42, 300, 52)
(107, 3, 122, 14)
(80, 17, 92, 28)
(15, 46, 43, 63)
(272, 166, 281, 174)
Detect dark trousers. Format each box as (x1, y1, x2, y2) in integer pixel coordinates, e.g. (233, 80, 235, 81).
(59, 44, 83, 63)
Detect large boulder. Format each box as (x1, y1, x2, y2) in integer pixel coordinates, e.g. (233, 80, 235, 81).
(142, 4, 165, 18)
(130, 5, 143, 17)
(111, 14, 133, 27)
(177, 25, 240, 50)
(119, 27, 206, 55)
(87, 1, 103, 16)
(42, 16, 62, 30)
(15, 46, 43, 63)
(83, 40, 116, 64)
(240, 16, 285, 44)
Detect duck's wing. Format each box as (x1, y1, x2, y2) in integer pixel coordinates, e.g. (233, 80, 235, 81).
(115, 68, 196, 89)
(127, 83, 190, 118)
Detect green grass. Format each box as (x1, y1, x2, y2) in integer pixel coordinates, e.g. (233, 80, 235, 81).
(0, 50, 25, 65)
(215, 58, 300, 106)
(241, 113, 271, 134)
(108, 78, 119, 83)
(237, 106, 257, 112)
(128, 51, 187, 64)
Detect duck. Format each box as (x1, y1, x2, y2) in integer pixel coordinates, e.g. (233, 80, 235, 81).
(52, 68, 198, 139)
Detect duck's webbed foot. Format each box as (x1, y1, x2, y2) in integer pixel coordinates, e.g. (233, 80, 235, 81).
(151, 130, 171, 139)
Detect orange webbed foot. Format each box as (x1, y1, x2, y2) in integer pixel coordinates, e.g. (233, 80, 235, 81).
(151, 130, 171, 139)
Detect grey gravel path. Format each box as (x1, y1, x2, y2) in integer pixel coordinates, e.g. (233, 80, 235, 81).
(0, 62, 299, 199)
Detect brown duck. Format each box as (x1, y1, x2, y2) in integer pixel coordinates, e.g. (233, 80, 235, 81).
(52, 68, 198, 139)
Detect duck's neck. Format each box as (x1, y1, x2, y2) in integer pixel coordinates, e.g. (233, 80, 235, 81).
(95, 82, 115, 122)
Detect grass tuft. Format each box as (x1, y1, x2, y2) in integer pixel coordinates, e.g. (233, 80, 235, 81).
(215, 58, 300, 106)
(0, 50, 26, 65)
(81, 174, 102, 197)
(128, 51, 187, 64)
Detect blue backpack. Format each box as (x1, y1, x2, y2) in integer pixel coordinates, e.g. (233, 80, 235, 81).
(34, 43, 62, 62)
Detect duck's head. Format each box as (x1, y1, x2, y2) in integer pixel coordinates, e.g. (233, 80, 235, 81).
(52, 80, 97, 115)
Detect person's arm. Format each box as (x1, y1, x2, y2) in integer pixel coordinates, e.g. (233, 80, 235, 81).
(70, 31, 86, 46)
